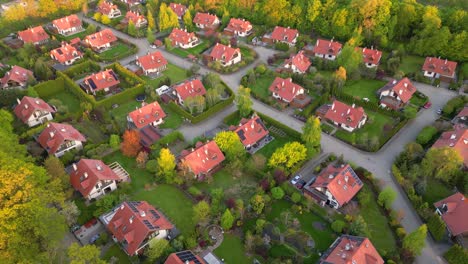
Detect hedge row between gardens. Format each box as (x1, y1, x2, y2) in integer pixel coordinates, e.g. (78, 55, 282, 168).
(56, 71, 96, 106)
(96, 84, 145, 109)
(166, 82, 235, 124)
(256, 112, 302, 141)
(62, 59, 101, 79)
(33, 77, 66, 98)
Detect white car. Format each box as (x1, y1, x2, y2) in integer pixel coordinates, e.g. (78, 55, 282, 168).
(363, 98, 370, 102)
(291, 175, 301, 185)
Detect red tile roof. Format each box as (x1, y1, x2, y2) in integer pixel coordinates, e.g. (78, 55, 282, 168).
(284, 50, 311, 73)
(165, 251, 205, 264)
(313, 39, 342, 56)
(0, 65, 34, 87)
(98, 1, 120, 16)
(320, 235, 384, 264)
(455, 106, 468, 119)
(324, 100, 366, 129)
(356, 47, 382, 65)
(107, 201, 174, 256)
(84, 69, 120, 91)
(379, 78, 416, 103)
(180, 141, 225, 176)
(84, 29, 117, 48)
(52, 14, 82, 31)
(225, 18, 252, 34)
(169, 28, 197, 46)
(434, 192, 468, 236)
(137, 51, 168, 72)
(125, 11, 146, 25)
(270, 26, 298, 45)
(38, 122, 86, 155)
(193, 12, 219, 27)
(128, 101, 166, 129)
(432, 126, 468, 167)
(14, 96, 55, 123)
(18, 26, 49, 44)
(311, 164, 363, 206)
(69, 37, 81, 46)
(209, 43, 240, 63)
(69, 159, 121, 197)
(174, 79, 206, 101)
(268, 77, 304, 102)
(169, 3, 187, 18)
(50, 42, 82, 64)
(231, 116, 269, 147)
(422, 57, 457, 78)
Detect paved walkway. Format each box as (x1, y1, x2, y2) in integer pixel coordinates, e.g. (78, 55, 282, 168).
(80, 16, 456, 263)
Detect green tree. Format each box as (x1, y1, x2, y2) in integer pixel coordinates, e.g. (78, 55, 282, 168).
(444, 245, 468, 264)
(403, 106, 417, 119)
(214, 131, 245, 162)
(26, 86, 39, 97)
(271, 186, 285, 199)
(60, 201, 80, 226)
(337, 42, 363, 78)
(255, 219, 266, 234)
(67, 243, 106, 264)
(403, 224, 427, 256)
(268, 142, 307, 172)
(302, 116, 321, 157)
(146, 239, 170, 262)
(109, 134, 121, 150)
(378, 187, 397, 210)
(331, 220, 346, 233)
(127, 20, 137, 36)
(350, 215, 369, 236)
(205, 88, 220, 107)
(250, 194, 265, 214)
(421, 147, 463, 183)
(221, 209, 235, 230)
(291, 192, 301, 203)
(157, 148, 177, 183)
(193, 200, 211, 222)
(236, 85, 253, 117)
(427, 214, 446, 241)
(34, 58, 53, 81)
(416, 126, 438, 145)
(44, 156, 71, 197)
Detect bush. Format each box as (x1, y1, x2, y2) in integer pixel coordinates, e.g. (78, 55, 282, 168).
(427, 214, 446, 241)
(331, 220, 346, 233)
(271, 187, 285, 200)
(158, 131, 184, 146)
(274, 42, 289, 51)
(416, 126, 438, 145)
(146, 160, 158, 173)
(188, 186, 202, 197)
(444, 245, 468, 264)
(291, 192, 301, 203)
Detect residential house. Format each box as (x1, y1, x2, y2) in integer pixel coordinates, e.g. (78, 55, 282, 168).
(97, 1, 122, 18)
(37, 122, 86, 157)
(263, 26, 299, 46)
(127, 101, 166, 147)
(120, 0, 143, 7)
(104, 201, 174, 256)
(50, 42, 83, 65)
(193, 12, 220, 29)
(356, 47, 382, 68)
(320, 100, 367, 132)
(168, 28, 200, 49)
(165, 251, 205, 264)
(268, 77, 304, 104)
(452, 106, 468, 128)
(319, 235, 384, 264)
(282, 50, 311, 74)
(69, 159, 121, 200)
(0, 65, 34, 89)
(304, 163, 363, 209)
(179, 141, 225, 180)
(83, 69, 120, 95)
(52, 14, 83, 36)
(431, 125, 468, 167)
(208, 43, 242, 67)
(422, 57, 457, 82)
(169, 3, 187, 19)
(136, 51, 168, 76)
(434, 192, 468, 240)
(123, 11, 147, 28)
(84, 29, 118, 51)
(223, 18, 253, 37)
(230, 115, 269, 149)
(17, 26, 49, 45)
(377, 78, 416, 110)
(173, 79, 206, 105)
(313, 39, 342, 61)
(14, 96, 55, 127)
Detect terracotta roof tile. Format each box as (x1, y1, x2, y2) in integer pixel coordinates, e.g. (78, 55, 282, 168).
(313, 39, 342, 56)
(50, 42, 82, 64)
(284, 50, 311, 73)
(355, 47, 382, 65)
(14, 96, 55, 123)
(193, 12, 219, 27)
(231, 116, 269, 147)
(52, 14, 82, 31)
(422, 57, 457, 78)
(37, 122, 86, 155)
(225, 18, 252, 34)
(169, 3, 187, 18)
(432, 126, 468, 167)
(169, 28, 197, 46)
(98, 1, 120, 16)
(174, 79, 206, 101)
(18, 26, 49, 44)
(268, 77, 304, 102)
(180, 141, 225, 176)
(324, 100, 366, 129)
(125, 11, 146, 25)
(69, 159, 121, 197)
(320, 235, 384, 264)
(434, 192, 468, 236)
(0, 65, 34, 88)
(84, 69, 120, 92)
(378, 78, 416, 103)
(270, 26, 298, 45)
(137, 51, 167, 72)
(128, 101, 166, 129)
(84, 29, 117, 48)
(209, 43, 240, 63)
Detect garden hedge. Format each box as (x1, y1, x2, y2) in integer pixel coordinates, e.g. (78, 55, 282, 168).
(33, 78, 65, 98)
(257, 112, 302, 141)
(96, 84, 145, 109)
(56, 71, 96, 106)
(444, 245, 468, 264)
(62, 60, 101, 79)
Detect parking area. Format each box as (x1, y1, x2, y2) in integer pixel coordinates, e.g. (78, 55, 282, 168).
(73, 218, 106, 245)
(290, 153, 330, 191)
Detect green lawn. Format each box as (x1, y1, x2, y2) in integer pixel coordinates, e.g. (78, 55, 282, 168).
(256, 135, 292, 159)
(422, 178, 453, 205)
(410, 93, 428, 108)
(250, 75, 276, 101)
(169, 40, 212, 58)
(132, 185, 196, 235)
(266, 200, 335, 251)
(160, 104, 184, 129)
(44, 91, 82, 114)
(343, 79, 386, 103)
(109, 100, 141, 126)
(214, 234, 252, 264)
(359, 186, 397, 253)
(399, 55, 425, 75)
(99, 42, 135, 61)
(102, 244, 132, 264)
(142, 63, 189, 86)
(73, 120, 108, 144)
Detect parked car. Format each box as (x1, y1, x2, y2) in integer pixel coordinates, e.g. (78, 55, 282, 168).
(363, 98, 370, 102)
(296, 179, 306, 189)
(423, 102, 432, 109)
(89, 234, 100, 244)
(70, 224, 80, 233)
(436, 108, 443, 115)
(291, 175, 302, 185)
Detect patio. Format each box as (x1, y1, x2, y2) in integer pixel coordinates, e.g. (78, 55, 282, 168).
(246, 134, 274, 154)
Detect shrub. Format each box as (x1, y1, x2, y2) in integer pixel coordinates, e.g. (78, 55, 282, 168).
(291, 192, 301, 204)
(331, 220, 346, 233)
(444, 245, 468, 264)
(146, 160, 158, 173)
(274, 42, 289, 51)
(188, 186, 202, 197)
(427, 214, 446, 241)
(416, 126, 438, 145)
(271, 187, 285, 200)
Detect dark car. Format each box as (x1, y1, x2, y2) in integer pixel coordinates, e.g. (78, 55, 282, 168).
(295, 179, 306, 189)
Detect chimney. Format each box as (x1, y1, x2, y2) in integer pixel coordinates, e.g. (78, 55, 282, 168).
(450, 134, 456, 140)
(140, 210, 146, 217)
(24, 103, 29, 109)
(204, 147, 208, 155)
(72, 163, 77, 171)
(392, 79, 397, 84)
(399, 90, 403, 95)
(16, 98, 21, 105)
(352, 103, 355, 108)
(96, 164, 102, 171)
(331, 103, 335, 110)
(251, 121, 254, 129)
(363, 47, 366, 53)
(347, 109, 350, 115)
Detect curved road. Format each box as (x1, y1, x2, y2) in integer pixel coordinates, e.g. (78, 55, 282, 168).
(80, 15, 456, 263)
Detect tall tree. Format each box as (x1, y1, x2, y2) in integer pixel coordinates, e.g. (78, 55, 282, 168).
(214, 131, 245, 161)
(421, 147, 463, 183)
(147, 10, 156, 30)
(121, 130, 141, 157)
(350, 215, 369, 236)
(127, 20, 137, 36)
(146, 239, 170, 262)
(38, 0, 58, 17)
(157, 148, 177, 183)
(221, 209, 235, 230)
(337, 42, 363, 78)
(353, 0, 392, 43)
(236, 85, 253, 117)
(159, 3, 179, 31)
(301, 116, 321, 157)
(183, 10, 194, 31)
(67, 243, 106, 264)
(268, 142, 307, 172)
(403, 224, 427, 256)
(193, 200, 211, 222)
(44, 156, 72, 198)
(250, 194, 265, 214)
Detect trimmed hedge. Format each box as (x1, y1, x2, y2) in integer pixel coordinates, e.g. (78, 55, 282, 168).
(158, 131, 185, 146)
(62, 60, 101, 79)
(33, 78, 65, 98)
(256, 112, 302, 141)
(56, 71, 96, 106)
(444, 245, 468, 264)
(105, 62, 145, 86)
(95, 84, 145, 109)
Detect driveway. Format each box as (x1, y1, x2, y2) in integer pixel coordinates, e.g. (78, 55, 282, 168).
(77, 16, 456, 263)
